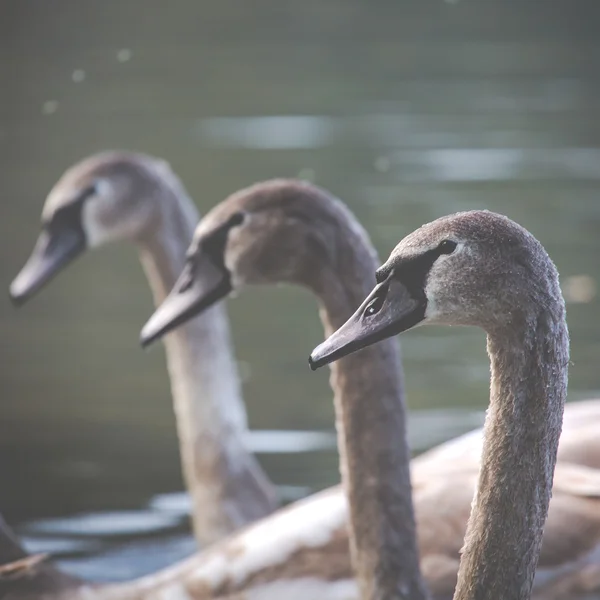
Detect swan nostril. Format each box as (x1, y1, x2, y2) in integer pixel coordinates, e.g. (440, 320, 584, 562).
(177, 263, 195, 293)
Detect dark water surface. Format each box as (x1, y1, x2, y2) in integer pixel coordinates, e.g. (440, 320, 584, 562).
(1, 0, 599, 580)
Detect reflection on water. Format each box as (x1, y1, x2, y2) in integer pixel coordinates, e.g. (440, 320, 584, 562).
(23, 511, 183, 538)
(2, 0, 600, 582)
(245, 429, 337, 453)
(197, 115, 600, 181)
(52, 535, 198, 583)
(196, 116, 336, 149)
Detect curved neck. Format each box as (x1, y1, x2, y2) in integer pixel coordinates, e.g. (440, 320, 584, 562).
(312, 226, 427, 600)
(453, 311, 569, 600)
(137, 180, 277, 545)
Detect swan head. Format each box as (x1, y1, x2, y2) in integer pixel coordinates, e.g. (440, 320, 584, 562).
(309, 210, 562, 369)
(9, 152, 171, 305)
(140, 179, 371, 346)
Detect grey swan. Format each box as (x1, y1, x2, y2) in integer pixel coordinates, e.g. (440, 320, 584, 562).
(5, 182, 600, 599)
(8, 152, 278, 545)
(310, 209, 570, 599)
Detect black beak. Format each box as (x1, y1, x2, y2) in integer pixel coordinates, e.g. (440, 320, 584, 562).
(9, 228, 86, 306)
(140, 256, 232, 348)
(308, 277, 426, 370)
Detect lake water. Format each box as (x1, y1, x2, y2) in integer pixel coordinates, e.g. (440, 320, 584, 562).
(1, 0, 599, 581)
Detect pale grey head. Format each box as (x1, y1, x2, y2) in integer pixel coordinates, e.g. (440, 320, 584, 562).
(310, 210, 565, 367)
(140, 178, 376, 346)
(9, 151, 178, 305)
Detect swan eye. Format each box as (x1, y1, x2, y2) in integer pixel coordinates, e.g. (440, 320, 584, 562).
(228, 212, 246, 227)
(438, 239, 457, 255)
(83, 183, 98, 198)
(76, 182, 99, 204)
(177, 262, 195, 294)
(364, 289, 387, 317)
(375, 269, 389, 284)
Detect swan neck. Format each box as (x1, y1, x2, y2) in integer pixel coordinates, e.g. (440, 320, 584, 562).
(315, 230, 428, 600)
(453, 311, 569, 600)
(137, 184, 277, 544)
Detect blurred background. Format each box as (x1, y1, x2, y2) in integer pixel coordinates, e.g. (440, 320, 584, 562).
(1, 0, 599, 582)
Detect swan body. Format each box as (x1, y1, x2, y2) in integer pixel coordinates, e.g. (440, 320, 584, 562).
(415, 397, 600, 475)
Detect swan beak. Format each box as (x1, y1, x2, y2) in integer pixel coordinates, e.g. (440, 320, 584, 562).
(140, 257, 231, 348)
(308, 278, 424, 370)
(9, 228, 86, 306)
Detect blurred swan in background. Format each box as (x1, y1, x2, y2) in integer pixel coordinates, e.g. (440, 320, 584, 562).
(9, 152, 278, 546)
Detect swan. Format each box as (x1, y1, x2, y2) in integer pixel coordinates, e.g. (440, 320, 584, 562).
(310, 209, 569, 599)
(8, 152, 278, 545)
(5, 182, 600, 599)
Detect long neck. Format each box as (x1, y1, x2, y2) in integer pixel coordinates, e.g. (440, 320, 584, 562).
(453, 311, 569, 600)
(314, 229, 428, 600)
(137, 181, 277, 545)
